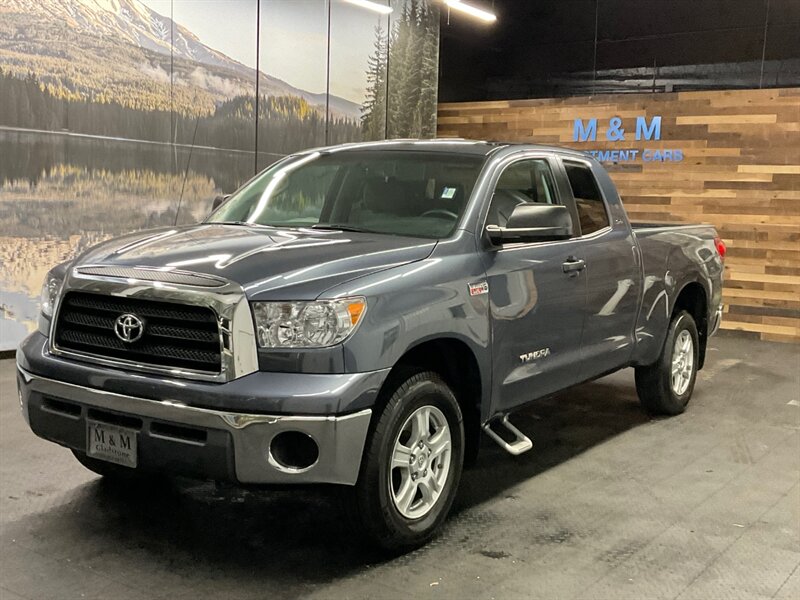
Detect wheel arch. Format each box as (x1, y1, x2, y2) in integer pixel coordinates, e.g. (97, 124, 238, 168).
(376, 336, 484, 465)
(671, 280, 709, 368)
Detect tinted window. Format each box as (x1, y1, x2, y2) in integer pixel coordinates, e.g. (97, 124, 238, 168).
(565, 163, 610, 235)
(208, 151, 484, 239)
(487, 159, 558, 227)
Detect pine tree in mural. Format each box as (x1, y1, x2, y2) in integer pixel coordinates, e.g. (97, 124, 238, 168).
(361, 25, 388, 141)
(360, 0, 439, 140)
(417, 0, 440, 138)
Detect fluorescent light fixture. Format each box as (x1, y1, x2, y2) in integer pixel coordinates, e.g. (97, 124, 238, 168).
(343, 0, 393, 14)
(445, 0, 497, 22)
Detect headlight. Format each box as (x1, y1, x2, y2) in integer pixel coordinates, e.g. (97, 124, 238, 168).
(40, 274, 63, 318)
(252, 297, 366, 349)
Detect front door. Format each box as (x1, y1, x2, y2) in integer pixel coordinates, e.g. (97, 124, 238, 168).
(480, 156, 587, 415)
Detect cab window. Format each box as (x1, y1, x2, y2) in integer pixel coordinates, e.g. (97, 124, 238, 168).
(486, 158, 559, 227)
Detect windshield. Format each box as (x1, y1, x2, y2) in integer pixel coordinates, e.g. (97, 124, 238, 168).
(207, 150, 485, 238)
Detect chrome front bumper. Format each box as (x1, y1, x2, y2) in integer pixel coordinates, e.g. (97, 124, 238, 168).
(17, 366, 371, 485)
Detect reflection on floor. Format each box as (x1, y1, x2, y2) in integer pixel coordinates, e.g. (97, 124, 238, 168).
(1, 332, 798, 600)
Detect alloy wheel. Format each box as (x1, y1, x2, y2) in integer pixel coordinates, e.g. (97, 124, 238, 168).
(388, 405, 452, 520)
(671, 329, 694, 395)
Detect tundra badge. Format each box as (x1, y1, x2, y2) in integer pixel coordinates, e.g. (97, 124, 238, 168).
(520, 348, 550, 363)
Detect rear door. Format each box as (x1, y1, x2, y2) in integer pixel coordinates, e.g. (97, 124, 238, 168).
(560, 159, 641, 380)
(479, 153, 587, 415)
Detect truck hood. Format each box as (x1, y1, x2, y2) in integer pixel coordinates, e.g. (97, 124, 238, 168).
(75, 224, 437, 300)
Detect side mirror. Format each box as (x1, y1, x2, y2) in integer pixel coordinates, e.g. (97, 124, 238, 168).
(486, 204, 573, 244)
(212, 194, 231, 211)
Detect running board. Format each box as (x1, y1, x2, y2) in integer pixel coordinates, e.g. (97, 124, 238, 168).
(482, 415, 533, 456)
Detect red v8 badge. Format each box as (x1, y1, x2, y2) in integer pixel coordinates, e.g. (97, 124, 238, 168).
(468, 281, 489, 296)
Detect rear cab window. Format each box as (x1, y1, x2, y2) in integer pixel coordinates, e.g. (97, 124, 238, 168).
(563, 161, 611, 235)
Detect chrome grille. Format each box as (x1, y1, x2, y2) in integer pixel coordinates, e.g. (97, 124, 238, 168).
(53, 292, 222, 373)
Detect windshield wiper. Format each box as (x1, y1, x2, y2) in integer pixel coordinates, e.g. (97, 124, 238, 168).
(311, 223, 377, 233)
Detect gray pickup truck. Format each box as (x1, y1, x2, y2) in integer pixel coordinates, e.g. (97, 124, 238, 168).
(17, 140, 724, 550)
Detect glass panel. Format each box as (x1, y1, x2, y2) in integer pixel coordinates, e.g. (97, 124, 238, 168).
(386, 0, 440, 138)
(257, 0, 329, 169)
(209, 151, 484, 238)
(496, 160, 558, 205)
(488, 159, 558, 227)
(0, 0, 174, 348)
(170, 0, 258, 222)
(329, 0, 391, 143)
(564, 163, 609, 235)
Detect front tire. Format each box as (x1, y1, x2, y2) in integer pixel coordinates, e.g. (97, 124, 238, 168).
(349, 370, 464, 551)
(635, 310, 699, 415)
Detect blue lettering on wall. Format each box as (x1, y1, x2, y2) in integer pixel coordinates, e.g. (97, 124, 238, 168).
(573, 118, 597, 142)
(572, 115, 680, 162)
(635, 116, 661, 141)
(606, 117, 625, 141)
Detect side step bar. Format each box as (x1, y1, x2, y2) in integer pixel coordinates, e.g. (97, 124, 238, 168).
(482, 415, 533, 456)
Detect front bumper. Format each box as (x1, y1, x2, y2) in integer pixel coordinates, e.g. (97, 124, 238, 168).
(17, 365, 372, 485)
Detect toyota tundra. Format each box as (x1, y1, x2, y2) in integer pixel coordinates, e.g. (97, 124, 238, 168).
(16, 140, 725, 550)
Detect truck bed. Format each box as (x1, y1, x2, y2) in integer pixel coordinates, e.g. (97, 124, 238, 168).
(630, 221, 716, 232)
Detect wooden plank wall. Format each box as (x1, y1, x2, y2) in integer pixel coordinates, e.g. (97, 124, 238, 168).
(438, 88, 800, 342)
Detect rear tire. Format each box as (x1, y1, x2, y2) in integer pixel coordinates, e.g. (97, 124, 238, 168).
(635, 310, 699, 415)
(347, 370, 464, 552)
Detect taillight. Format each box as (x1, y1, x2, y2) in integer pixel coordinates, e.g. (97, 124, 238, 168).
(714, 236, 726, 261)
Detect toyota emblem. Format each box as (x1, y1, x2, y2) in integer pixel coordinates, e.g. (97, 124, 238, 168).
(114, 313, 144, 343)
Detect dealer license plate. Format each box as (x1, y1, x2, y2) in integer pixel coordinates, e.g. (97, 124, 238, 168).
(86, 420, 138, 468)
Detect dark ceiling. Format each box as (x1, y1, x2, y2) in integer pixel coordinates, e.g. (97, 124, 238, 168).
(438, 0, 800, 102)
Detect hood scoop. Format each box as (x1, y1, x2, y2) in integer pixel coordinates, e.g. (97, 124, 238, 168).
(75, 265, 228, 288)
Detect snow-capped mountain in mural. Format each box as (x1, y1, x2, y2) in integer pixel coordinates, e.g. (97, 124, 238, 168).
(9, 0, 241, 73)
(0, 0, 360, 119)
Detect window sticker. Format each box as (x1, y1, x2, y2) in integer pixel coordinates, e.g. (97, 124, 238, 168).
(440, 187, 457, 199)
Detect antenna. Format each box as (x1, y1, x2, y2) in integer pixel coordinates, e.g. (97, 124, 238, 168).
(174, 115, 200, 226)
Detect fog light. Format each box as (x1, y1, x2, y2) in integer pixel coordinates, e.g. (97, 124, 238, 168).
(269, 431, 319, 472)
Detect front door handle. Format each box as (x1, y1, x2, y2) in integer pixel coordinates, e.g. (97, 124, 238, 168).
(562, 257, 586, 274)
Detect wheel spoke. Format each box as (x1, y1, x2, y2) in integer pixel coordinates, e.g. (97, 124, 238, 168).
(418, 479, 435, 504)
(394, 478, 418, 514)
(428, 429, 451, 460)
(411, 407, 430, 445)
(392, 443, 413, 470)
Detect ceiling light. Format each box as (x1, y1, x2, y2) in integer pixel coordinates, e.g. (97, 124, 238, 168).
(343, 0, 393, 14)
(444, 0, 497, 22)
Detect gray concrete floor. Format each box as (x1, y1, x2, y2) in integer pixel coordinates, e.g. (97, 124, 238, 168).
(1, 333, 798, 600)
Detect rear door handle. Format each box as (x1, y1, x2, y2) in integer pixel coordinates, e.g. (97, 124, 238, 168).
(562, 257, 586, 274)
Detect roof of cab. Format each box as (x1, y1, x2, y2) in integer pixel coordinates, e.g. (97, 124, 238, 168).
(304, 138, 591, 160)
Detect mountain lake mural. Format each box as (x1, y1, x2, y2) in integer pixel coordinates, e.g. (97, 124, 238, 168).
(0, 0, 440, 349)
